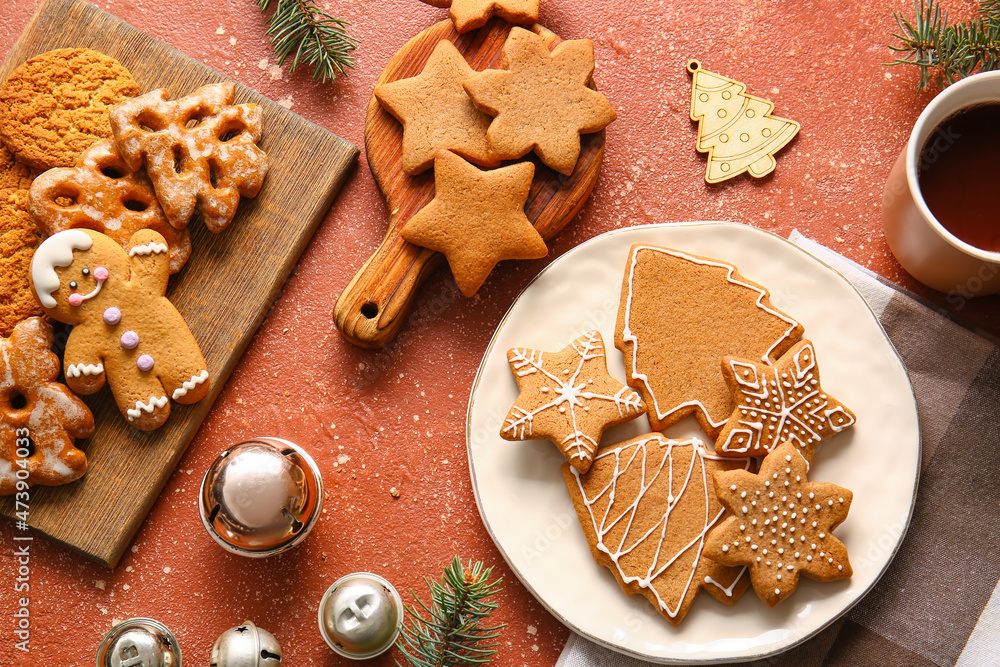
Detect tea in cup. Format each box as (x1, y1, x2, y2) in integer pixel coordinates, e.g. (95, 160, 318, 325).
(882, 71, 1000, 296)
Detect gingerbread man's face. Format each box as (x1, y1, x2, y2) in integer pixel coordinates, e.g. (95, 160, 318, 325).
(30, 229, 129, 325)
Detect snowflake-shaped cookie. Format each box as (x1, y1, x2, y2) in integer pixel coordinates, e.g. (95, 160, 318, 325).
(110, 82, 267, 233)
(716, 340, 856, 461)
(705, 441, 853, 607)
(501, 330, 645, 473)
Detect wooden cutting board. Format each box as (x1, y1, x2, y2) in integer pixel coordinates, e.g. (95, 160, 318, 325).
(334, 18, 606, 349)
(0, 0, 358, 567)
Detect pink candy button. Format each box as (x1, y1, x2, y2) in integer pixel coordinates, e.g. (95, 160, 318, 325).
(93, 266, 109, 281)
(137, 355, 154, 372)
(120, 331, 139, 350)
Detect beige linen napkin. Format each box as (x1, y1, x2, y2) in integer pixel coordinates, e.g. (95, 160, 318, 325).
(556, 231, 1000, 667)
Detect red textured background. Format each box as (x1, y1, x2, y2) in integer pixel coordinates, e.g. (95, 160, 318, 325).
(1, 0, 997, 665)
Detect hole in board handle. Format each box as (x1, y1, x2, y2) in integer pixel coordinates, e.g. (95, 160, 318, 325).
(360, 302, 379, 320)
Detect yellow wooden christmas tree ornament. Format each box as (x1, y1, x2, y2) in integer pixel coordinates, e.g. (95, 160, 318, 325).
(687, 60, 799, 184)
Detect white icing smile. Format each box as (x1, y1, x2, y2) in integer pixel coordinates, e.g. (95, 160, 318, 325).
(75, 280, 103, 303)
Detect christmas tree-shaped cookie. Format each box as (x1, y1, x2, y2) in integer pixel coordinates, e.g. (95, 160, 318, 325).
(687, 60, 799, 184)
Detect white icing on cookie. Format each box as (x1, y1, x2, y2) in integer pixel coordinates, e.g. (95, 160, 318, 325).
(503, 332, 644, 466)
(719, 342, 855, 457)
(127, 395, 168, 420)
(128, 242, 168, 257)
(31, 230, 93, 308)
(172, 370, 208, 400)
(570, 436, 752, 619)
(75, 279, 104, 304)
(66, 363, 104, 378)
(620, 245, 802, 430)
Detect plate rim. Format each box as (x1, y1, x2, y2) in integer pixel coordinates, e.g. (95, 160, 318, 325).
(465, 221, 922, 664)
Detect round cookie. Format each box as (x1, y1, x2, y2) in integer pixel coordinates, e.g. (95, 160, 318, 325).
(0, 49, 140, 170)
(0, 143, 35, 190)
(0, 188, 44, 337)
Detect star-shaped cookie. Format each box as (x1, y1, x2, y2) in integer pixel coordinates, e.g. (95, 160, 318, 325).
(374, 40, 498, 175)
(400, 149, 545, 296)
(421, 0, 540, 34)
(464, 27, 617, 175)
(705, 441, 853, 607)
(501, 330, 646, 472)
(716, 340, 856, 461)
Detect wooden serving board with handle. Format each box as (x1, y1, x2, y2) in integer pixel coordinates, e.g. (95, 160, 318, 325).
(0, 0, 358, 567)
(334, 18, 606, 349)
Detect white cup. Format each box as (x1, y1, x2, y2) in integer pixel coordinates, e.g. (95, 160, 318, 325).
(882, 71, 1000, 297)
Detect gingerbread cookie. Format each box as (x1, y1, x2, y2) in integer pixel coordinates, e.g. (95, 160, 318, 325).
(716, 340, 856, 461)
(615, 245, 803, 436)
(0, 144, 35, 190)
(501, 330, 645, 473)
(109, 81, 267, 233)
(28, 139, 192, 274)
(705, 441, 853, 607)
(563, 434, 752, 625)
(400, 149, 545, 296)
(30, 228, 210, 431)
(421, 0, 540, 33)
(463, 27, 616, 175)
(0, 317, 94, 495)
(0, 188, 44, 337)
(0, 48, 140, 170)
(375, 40, 498, 175)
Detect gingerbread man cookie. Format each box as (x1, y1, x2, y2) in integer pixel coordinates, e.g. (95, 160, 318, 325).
(1, 317, 94, 495)
(30, 228, 210, 430)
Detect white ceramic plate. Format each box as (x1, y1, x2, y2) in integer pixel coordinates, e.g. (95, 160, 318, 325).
(466, 222, 920, 663)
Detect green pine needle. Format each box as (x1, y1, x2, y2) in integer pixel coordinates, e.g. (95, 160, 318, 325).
(395, 557, 505, 667)
(888, 0, 1000, 90)
(257, 0, 358, 84)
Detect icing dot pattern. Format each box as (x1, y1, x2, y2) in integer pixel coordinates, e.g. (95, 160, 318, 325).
(704, 442, 853, 607)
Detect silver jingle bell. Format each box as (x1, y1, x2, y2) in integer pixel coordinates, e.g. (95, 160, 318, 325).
(199, 437, 323, 557)
(95, 618, 181, 667)
(318, 572, 404, 660)
(210, 621, 282, 667)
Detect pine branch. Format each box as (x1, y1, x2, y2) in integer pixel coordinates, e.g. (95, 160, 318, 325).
(257, 0, 358, 84)
(395, 557, 505, 667)
(888, 0, 1000, 90)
